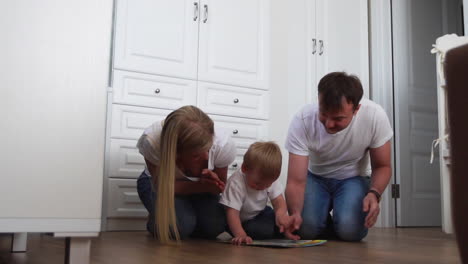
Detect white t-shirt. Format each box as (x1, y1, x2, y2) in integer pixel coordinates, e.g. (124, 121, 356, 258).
(285, 98, 393, 180)
(220, 169, 284, 222)
(136, 121, 236, 180)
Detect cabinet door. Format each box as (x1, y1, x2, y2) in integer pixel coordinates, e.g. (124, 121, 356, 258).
(198, 0, 270, 90)
(316, 0, 369, 97)
(114, 0, 199, 80)
(306, 0, 318, 104)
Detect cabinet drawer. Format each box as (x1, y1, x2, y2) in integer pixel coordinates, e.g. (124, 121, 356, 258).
(111, 104, 171, 140)
(107, 178, 147, 218)
(113, 70, 197, 109)
(198, 82, 269, 120)
(108, 139, 145, 179)
(210, 114, 269, 146)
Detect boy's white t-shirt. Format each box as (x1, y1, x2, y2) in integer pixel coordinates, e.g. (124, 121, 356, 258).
(285, 98, 393, 180)
(220, 169, 283, 222)
(136, 121, 236, 180)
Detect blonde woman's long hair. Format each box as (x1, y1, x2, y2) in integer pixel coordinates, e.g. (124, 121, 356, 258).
(156, 105, 214, 243)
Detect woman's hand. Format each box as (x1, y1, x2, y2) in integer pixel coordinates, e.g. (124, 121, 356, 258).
(201, 169, 225, 192)
(231, 235, 253, 246)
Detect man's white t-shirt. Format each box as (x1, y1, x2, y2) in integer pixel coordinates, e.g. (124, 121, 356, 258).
(136, 121, 236, 180)
(220, 169, 283, 222)
(285, 98, 393, 180)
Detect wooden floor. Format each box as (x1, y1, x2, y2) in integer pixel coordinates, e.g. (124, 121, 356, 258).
(0, 228, 460, 264)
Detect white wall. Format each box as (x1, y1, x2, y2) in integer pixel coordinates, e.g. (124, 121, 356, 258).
(0, 1, 112, 223)
(269, 0, 309, 186)
(463, 0, 468, 36)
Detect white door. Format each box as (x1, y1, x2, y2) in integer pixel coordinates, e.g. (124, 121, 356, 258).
(197, 0, 270, 90)
(114, 0, 200, 80)
(393, 0, 445, 226)
(316, 0, 369, 99)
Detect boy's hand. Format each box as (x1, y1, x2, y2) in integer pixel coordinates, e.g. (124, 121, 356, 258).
(275, 213, 292, 233)
(231, 235, 253, 246)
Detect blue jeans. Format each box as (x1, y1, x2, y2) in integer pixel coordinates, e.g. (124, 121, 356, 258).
(227, 206, 279, 240)
(299, 171, 370, 241)
(137, 172, 226, 239)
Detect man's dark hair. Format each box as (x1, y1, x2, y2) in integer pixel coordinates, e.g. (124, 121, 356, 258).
(318, 72, 363, 112)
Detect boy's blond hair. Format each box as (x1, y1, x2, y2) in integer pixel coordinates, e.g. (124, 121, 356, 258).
(243, 141, 282, 181)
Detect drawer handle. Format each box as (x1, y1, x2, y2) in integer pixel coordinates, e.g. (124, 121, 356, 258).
(233, 98, 239, 104)
(232, 163, 238, 168)
(232, 129, 238, 135)
(155, 88, 161, 94)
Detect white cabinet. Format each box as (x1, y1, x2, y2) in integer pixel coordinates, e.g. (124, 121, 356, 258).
(197, 0, 270, 89)
(306, 0, 369, 103)
(114, 0, 199, 79)
(114, 0, 270, 90)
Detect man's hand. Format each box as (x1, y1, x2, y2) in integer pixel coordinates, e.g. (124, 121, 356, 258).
(283, 213, 302, 240)
(363, 192, 380, 228)
(231, 235, 252, 246)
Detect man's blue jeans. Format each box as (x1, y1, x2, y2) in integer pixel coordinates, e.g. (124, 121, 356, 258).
(137, 172, 226, 239)
(298, 171, 370, 241)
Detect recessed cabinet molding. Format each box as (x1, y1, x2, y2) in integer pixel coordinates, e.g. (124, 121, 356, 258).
(107, 178, 148, 218)
(108, 139, 145, 179)
(110, 105, 171, 140)
(114, 0, 199, 80)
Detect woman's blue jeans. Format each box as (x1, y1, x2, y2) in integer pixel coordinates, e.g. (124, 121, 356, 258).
(136, 172, 226, 239)
(298, 171, 370, 241)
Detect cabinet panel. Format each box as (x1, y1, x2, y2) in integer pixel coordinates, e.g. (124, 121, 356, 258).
(198, 0, 270, 89)
(306, 0, 369, 104)
(198, 82, 269, 119)
(107, 178, 147, 218)
(210, 114, 269, 144)
(317, 0, 369, 95)
(113, 70, 197, 109)
(109, 139, 145, 179)
(114, 0, 199, 79)
(111, 104, 171, 140)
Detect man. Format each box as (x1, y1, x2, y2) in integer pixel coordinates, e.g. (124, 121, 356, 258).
(285, 72, 393, 241)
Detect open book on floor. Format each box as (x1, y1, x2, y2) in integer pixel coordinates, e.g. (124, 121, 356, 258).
(219, 239, 327, 248)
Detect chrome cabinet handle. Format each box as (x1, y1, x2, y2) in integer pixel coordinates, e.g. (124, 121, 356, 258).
(232, 163, 238, 168)
(312, 38, 317, 55)
(193, 2, 199, 21)
(233, 98, 239, 103)
(203, 4, 208, 23)
(319, 40, 324, 55)
(154, 88, 160, 94)
(232, 129, 238, 134)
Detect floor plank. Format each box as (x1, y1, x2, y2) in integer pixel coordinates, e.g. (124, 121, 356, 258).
(0, 228, 460, 264)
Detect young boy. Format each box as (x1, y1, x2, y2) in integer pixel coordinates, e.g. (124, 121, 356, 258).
(220, 141, 294, 245)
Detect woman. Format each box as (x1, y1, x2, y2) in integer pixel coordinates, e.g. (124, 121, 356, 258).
(136, 105, 236, 243)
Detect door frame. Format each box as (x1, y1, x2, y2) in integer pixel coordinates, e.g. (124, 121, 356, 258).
(369, 0, 395, 228)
